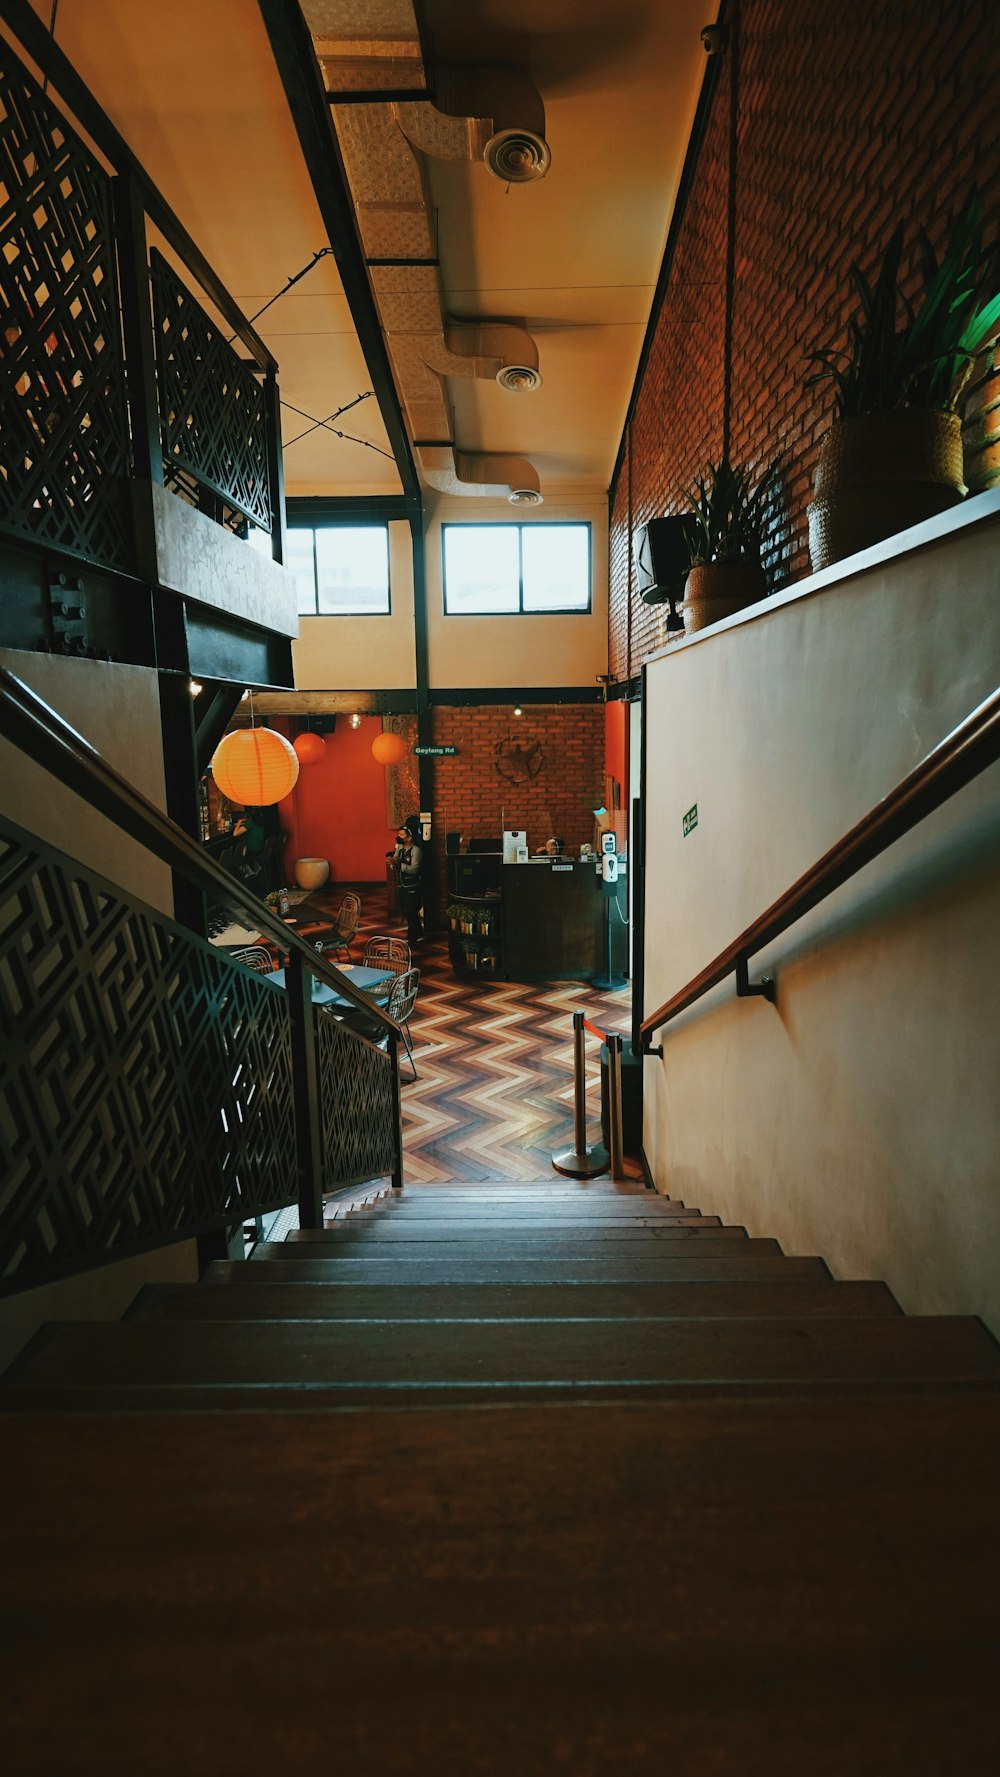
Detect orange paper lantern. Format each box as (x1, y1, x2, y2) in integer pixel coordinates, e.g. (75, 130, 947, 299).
(293, 731, 326, 766)
(211, 727, 299, 807)
(371, 731, 407, 766)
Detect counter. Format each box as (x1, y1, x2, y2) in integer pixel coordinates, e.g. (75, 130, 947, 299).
(502, 859, 628, 980)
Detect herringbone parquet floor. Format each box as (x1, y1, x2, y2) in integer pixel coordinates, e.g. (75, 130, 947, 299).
(326, 882, 635, 1184)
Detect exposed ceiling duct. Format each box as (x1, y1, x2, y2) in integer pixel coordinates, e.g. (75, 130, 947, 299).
(416, 444, 543, 506)
(302, 0, 547, 498)
(392, 63, 551, 184)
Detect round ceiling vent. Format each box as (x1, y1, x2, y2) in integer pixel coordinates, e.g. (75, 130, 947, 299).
(484, 129, 552, 184)
(508, 486, 544, 506)
(496, 364, 542, 393)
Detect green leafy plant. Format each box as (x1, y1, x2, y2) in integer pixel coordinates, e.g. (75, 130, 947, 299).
(806, 190, 1000, 418)
(683, 457, 778, 567)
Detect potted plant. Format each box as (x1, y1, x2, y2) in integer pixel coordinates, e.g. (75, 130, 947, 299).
(679, 456, 777, 634)
(805, 189, 1000, 570)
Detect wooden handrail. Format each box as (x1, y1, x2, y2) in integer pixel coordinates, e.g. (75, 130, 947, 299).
(0, 668, 401, 1037)
(641, 684, 1000, 1045)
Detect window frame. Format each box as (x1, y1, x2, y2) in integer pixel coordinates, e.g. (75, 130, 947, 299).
(442, 521, 593, 617)
(288, 521, 392, 618)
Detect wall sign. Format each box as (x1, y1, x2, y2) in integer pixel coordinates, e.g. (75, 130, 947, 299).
(682, 803, 698, 837)
(413, 744, 458, 756)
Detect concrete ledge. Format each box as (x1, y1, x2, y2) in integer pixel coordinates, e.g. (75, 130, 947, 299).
(132, 481, 299, 639)
(646, 484, 1000, 662)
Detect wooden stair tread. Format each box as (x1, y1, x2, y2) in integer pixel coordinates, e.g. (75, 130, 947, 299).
(343, 1200, 701, 1217)
(263, 1224, 743, 1249)
(10, 1314, 999, 1392)
(3, 1394, 999, 1772)
(128, 1278, 902, 1323)
(209, 1250, 826, 1285)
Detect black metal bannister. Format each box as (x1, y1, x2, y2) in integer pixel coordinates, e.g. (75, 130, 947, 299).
(0, 668, 405, 1298)
(0, 10, 285, 576)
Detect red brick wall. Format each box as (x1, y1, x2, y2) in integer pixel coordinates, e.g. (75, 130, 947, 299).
(609, 0, 1000, 682)
(426, 704, 605, 910)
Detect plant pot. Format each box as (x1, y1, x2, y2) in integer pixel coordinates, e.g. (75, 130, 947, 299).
(294, 856, 330, 890)
(682, 561, 767, 635)
(807, 409, 965, 572)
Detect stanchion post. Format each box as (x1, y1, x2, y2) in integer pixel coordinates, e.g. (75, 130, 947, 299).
(608, 1032, 624, 1182)
(552, 1011, 610, 1178)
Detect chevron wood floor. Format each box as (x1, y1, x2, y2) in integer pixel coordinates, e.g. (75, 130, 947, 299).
(325, 882, 635, 1184)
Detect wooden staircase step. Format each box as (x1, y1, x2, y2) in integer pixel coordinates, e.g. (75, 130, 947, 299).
(313, 1217, 725, 1237)
(252, 1230, 775, 1264)
(277, 1221, 734, 1246)
(335, 1208, 710, 1222)
(128, 1278, 902, 1323)
(8, 1314, 999, 1402)
(6, 1394, 997, 1773)
(208, 1249, 827, 1285)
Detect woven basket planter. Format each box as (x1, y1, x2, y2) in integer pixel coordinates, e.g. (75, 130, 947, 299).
(808, 409, 965, 571)
(681, 561, 767, 635)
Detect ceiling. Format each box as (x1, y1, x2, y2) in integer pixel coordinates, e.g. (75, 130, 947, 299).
(22, 0, 709, 503)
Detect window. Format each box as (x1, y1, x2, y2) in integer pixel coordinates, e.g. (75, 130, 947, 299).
(288, 525, 390, 615)
(443, 522, 591, 614)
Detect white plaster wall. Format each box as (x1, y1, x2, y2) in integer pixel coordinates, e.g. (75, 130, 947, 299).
(292, 519, 416, 689)
(641, 494, 1000, 1333)
(424, 490, 609, 688)
(0, 650, 172, 911)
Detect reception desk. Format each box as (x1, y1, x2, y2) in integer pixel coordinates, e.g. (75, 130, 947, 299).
(502, 859, 628, 981)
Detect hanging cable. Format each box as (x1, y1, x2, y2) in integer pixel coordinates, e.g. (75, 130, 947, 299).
(281, 394, 394, 459)
(721, 0, 740, 465)
(227, 247, 335, 345)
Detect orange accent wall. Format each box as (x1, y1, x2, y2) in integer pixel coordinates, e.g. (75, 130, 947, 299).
(604, 700, 627, 812)
(275, 716, 398, 884)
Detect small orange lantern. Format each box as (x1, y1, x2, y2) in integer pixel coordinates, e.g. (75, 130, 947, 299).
(371, 730, 407, 766)
(211, 727, 299, 807)
(293, 731, 326, 766)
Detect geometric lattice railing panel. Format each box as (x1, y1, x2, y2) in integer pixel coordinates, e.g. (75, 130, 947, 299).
(317, 1009, 396, 1191)
(0, 39, 133, 571)
(150, 249, 271, 531)
(0, 817, 296, 1294)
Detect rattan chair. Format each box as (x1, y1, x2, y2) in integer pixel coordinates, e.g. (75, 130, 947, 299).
(383, 965, 420, 1079)
(362, 934, 411, 977)
(316, 891, 361, 962)
(229, 945, 274, 973)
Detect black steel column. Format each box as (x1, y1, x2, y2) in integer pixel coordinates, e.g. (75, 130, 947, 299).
(111, 169, 163, 492)
(287, 948, 324, 1227)
(411, 511, 435, 930)
(264, 366, 287, 565)
(158, 671, 206, 935)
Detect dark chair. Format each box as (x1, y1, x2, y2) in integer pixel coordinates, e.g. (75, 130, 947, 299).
(363, 934, 411, 977)
(317, 891, 361, 962)
(383, 966, 420, 1080)
(229, 946, 274, 973)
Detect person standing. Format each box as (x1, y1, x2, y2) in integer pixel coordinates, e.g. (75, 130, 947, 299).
(390, 814, 424, 943)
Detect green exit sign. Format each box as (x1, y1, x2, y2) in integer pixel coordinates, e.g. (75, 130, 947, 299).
(682, 803, 698, 837)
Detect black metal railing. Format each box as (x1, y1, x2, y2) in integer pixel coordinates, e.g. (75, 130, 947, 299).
(0, 667, 403, 1297)
(0, 16, 284, 577)
(641, 684, 1000, 1048)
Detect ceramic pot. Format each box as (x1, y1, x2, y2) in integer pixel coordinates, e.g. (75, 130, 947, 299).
(681, 561, 767, 635)
(294, 856, 330, 891)
(807, 409, 965, 571)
